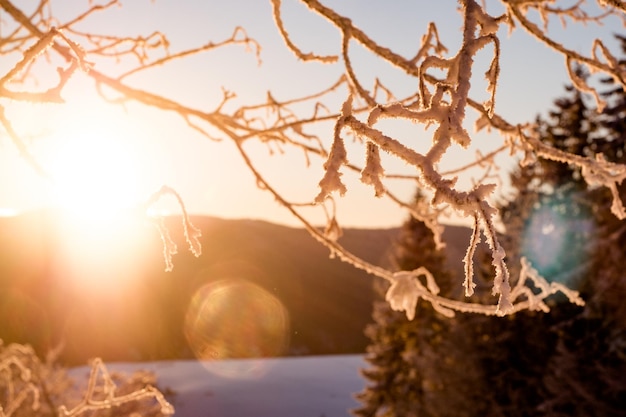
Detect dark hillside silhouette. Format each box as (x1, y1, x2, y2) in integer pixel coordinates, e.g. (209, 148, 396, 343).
(0, 210, 470, 365)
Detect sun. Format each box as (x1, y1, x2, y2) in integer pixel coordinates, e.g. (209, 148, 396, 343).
(33, 94, 158, 294)
(47, 131, 139, 216)
(42, 97, 145, 220)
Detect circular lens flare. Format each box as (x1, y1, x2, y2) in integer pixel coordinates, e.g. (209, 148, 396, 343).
(521, 192, 594, 288)
(184, 279, 289, 379)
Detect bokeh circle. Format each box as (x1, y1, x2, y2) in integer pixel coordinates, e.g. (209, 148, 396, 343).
(184, 279, 290, 375)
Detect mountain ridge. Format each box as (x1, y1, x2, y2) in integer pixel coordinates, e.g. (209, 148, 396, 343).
(0, 210, 471, 365)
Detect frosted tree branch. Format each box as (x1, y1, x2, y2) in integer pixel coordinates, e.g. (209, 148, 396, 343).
(1, 0, 625, 320)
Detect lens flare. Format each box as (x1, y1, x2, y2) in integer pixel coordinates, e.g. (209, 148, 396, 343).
(184, 279, 289, 379)
(521, 192, 594, 288)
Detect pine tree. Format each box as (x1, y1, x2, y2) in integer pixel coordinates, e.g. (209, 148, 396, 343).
(473, 59, 626, 416)
(417, 76, 599, 417)
(353, 192, 487, 417)
(355, 50, 626, 417)
(533, 40, 626, 417)
(409, 61, 626, 417)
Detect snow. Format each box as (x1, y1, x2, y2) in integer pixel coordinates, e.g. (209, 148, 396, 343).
(72, 354, 368, 417)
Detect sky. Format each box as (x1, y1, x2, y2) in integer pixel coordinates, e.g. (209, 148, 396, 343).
(0, 0, 623, 228)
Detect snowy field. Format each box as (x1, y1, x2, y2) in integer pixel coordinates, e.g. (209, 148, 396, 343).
(73, 354, 368, 417)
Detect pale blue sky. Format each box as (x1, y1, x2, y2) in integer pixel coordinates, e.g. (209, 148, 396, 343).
(0, 1, 623, 227)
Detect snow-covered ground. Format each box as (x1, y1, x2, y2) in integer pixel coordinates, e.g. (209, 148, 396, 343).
(79, 354, 368, 417)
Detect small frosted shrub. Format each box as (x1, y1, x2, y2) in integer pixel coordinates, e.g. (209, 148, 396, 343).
(0, 341, 174, 417)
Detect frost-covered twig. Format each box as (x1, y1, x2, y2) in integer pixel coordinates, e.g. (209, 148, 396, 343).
(505, 1, 626, 91)
(144, 185, 202, 272)
(508, 257, 586, 313)
(271, 0, 338, 63)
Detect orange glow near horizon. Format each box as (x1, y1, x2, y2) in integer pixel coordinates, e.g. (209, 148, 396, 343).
(8, 85, 163, 294)
(52, 210, 154, 295)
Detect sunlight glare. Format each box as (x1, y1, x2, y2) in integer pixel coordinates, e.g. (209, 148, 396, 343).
(28, 89, 156, 295)
(41, 96, 145, 220)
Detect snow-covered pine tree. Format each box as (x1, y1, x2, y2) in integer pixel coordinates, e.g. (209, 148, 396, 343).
(353, 191, 488, 417)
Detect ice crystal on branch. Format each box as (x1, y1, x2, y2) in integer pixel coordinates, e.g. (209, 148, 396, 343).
(385, 271, 421, 321)
(360, 142, 386, 197)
